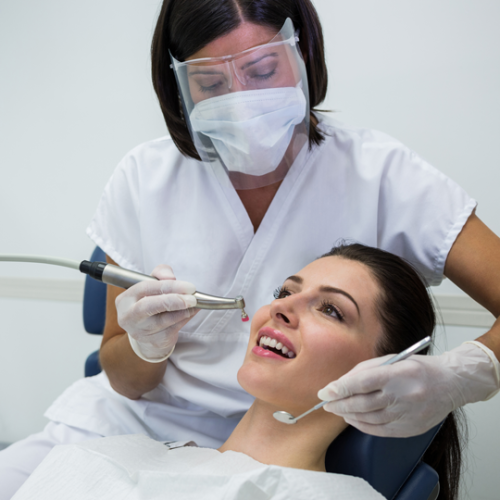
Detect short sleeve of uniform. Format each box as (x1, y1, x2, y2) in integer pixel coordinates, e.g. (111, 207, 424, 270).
(368, 131, 476, 286)
(86, 150, 143, 272)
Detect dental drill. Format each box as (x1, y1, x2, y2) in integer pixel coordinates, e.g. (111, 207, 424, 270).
(0, 254, 249, 321)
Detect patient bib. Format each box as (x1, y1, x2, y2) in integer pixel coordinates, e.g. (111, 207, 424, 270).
(14, 434, 386, 499)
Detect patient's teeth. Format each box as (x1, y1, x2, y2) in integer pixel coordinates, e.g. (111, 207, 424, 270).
(258, 334, 296, 358)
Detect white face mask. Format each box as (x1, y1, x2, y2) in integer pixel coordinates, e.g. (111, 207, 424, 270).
(189, 86, 307, 176)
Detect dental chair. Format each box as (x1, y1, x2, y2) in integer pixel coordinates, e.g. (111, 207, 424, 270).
(83, 246, 441, 500)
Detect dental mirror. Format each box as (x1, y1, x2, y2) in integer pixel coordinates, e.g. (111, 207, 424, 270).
(273, 336, 432, 425)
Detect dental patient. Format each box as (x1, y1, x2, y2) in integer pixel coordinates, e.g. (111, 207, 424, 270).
(13, 244, 463, 500)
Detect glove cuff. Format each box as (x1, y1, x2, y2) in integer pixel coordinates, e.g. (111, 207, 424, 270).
(128, 334, 175, 363)
(463, 341, 500, 400)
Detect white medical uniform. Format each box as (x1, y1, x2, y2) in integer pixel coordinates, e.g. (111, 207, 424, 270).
(13, 434, 385, 499)
(0, 115, 475, 496)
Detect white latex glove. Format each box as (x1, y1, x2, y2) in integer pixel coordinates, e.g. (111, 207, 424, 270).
(317, 342, 500, 437)
(116, 264, 198, 363)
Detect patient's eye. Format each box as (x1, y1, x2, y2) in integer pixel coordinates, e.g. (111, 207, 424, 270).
(273, 286, 291, 300)
(319, 301, 344, 322)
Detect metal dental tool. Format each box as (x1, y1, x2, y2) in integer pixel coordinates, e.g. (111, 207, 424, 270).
(0, 254, 248, 320)
(79, 259, 248, 319)
(273, 336, 432, 424)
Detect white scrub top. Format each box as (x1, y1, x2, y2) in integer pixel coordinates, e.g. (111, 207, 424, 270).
(13, 434, 385, 500)
(45, 115, 475, 447)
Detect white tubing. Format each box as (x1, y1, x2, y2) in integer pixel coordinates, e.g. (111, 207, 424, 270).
(0, 254, 81, 270)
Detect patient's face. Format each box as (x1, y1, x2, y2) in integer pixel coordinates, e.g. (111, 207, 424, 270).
(238, 256, 383, 415)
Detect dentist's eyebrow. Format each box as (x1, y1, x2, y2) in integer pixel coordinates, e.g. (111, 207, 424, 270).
(284, 276, 360, 315)
(240, 52, 278, 70)
(188, 71, 225, 77)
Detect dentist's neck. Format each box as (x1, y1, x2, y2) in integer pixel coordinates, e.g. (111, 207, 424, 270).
(218, 399, 346, 472)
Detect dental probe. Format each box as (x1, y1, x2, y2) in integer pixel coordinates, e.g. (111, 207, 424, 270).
(273, 336, 432, 425)
(0, 254, 249, 320)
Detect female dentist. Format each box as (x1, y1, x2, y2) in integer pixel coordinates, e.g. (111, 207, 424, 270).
(1, 0, 500, 497)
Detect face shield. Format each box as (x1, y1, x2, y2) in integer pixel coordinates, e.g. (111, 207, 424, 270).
(170, 18, 310, 190)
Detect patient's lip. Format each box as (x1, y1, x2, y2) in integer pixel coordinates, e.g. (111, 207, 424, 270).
(257, 326, 296, 354)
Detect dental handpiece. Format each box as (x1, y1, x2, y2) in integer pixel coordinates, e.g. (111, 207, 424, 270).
(80, 260, 248, 320)
(0, 254, 248, 320)
(273, 336, 432, 424)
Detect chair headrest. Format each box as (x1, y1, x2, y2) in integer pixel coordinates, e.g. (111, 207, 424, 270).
(325, 423, 442, 499)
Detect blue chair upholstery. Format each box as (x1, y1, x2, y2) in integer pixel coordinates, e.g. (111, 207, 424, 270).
(83, 246, 440, 499)
(396, 463, 439, 500)
(83, 246, 106, 377)
(326, 423, 441, 500)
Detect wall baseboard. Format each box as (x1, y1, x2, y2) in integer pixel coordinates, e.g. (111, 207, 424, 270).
(0, 277, 496, 329)
(432, 294, 496, 328)
(0, 277, 84, 303)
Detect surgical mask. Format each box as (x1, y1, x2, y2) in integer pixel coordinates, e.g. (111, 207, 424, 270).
(189, 86, 307, 176)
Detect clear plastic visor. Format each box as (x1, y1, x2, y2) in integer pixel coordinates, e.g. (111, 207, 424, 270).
(171, 19, 304, 108)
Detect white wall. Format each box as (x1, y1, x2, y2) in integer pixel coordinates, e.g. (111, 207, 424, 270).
(1, 1, 499, 498)
(316, 0, 500, 246)
(0, 0, 166, 279)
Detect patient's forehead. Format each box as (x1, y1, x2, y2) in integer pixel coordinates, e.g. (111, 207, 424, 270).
(296, 256, 376, 287)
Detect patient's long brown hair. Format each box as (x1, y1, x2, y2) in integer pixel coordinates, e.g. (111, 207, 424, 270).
(321, 243, 465, 500)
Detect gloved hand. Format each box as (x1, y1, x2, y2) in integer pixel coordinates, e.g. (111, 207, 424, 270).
(116, 264, 198, 363)
(317, 341, 500, 437)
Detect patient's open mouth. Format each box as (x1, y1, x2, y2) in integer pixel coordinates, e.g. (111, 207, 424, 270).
(258, 336, 296, 358)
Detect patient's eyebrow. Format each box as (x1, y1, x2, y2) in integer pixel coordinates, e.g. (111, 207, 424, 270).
(319, 286, 360, 315)
(284, 275, 303, 284)
(284, 276, 360, 315)
(285, 276, 360, 314)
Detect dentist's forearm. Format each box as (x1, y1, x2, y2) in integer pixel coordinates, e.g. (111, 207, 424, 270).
(99, 282, 168, 399)
(444, 211, 500, 361)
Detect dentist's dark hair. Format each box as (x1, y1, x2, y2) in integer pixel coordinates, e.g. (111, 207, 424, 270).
(321, 243, 465, 500)
(151, 0, 328, 160)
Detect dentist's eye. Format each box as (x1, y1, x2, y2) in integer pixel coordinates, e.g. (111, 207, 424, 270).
(273, 286, 291, 300)
(319, 301, 344, 321)
(199, 82, 223, 93)
(250, 69, 276, 81)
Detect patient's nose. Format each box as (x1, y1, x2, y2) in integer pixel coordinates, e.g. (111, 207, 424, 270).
(276, 312, 290, 324)
(271, 299, 298, 328)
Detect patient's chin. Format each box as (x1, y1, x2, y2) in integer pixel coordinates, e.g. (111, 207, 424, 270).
(236, 364, 263, 398)
(237, 364, 293, 409)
